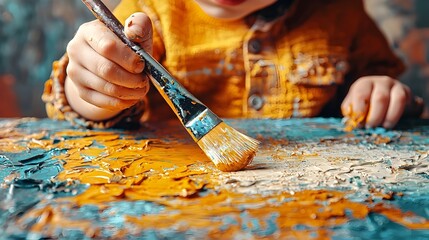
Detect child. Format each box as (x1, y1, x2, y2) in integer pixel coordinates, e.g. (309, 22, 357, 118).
(42, 0, 425, 129)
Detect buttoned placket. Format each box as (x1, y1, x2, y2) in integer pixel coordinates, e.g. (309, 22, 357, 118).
(242, 17, 280, 117)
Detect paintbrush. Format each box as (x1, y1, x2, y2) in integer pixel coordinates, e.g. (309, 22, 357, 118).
(81, 0, 259, 171)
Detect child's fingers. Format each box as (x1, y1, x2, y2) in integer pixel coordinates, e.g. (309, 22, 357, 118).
(124, 13, 153, 54)
(382, 84, 410, 129)
(79, 20, 145, 75)
(67, 61, 149, 102)
(68, 37, 148, 89)
(342, 78, 373, 117)
(76, 86, 138, 111)
(69, 69, 142, 111)
(343, 76, 417, 130)
(365, 79, 393, 128)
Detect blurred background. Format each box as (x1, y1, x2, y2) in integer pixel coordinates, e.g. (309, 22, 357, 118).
(0, 0, 428, 118)
(365, 0, 429, 114)
(0, 0, 119, 117)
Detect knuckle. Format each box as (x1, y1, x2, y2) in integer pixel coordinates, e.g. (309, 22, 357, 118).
(97, 61, 114, 78)
(66, 63, 78, 80)
(340, 101, 349, 112)
(97, 37, 117, 56)
(126, 75, 147, 89)
(373, 92, 390, 104)
(379, 76, 394, 83)
(350, 80, 366, 92)
(74, 25, 86, 39)
(77, 87, 91, 101)
(66, 41, 77, 57)
(352, 91, 369, 102)
(355, 76, 370, 82)
(105, 99, 121, 109)
(78, 22, 92, 32)
(103, 83, 120, 96)
(107, 98, 133, 110)
(394, 89, 408, 102)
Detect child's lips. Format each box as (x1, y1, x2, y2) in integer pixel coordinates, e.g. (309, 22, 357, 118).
(213, 0, 246, 6)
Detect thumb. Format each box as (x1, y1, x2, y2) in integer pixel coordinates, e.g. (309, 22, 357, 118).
(124, 13, 153, 55)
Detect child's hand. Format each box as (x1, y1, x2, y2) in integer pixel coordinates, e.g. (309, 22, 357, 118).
(341, 76, 419, 129)
(64, 13, 152, 121)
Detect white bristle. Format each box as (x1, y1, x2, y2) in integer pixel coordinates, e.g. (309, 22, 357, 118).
(197, 122, 260, 172)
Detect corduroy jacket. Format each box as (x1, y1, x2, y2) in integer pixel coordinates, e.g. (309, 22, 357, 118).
(42, 0, 404, 128)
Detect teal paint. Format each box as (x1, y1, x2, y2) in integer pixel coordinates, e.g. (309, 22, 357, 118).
(0, 118, 428, 239)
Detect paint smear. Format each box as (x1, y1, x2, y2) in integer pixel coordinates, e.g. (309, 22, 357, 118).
(0, 118, 428, 239)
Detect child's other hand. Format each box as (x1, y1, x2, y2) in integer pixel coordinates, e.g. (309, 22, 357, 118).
(65, 13, 152, 121)
(341, 76, 416, 129)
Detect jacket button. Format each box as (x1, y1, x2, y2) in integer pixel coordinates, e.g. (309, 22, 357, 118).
(248, 39, 262, 54)
(336, 60, 348, 72)
(248, 94, 264, 110)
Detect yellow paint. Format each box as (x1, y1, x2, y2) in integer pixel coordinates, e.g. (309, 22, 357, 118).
(342, 104, 368, 131)
(1, 124, 428, 238)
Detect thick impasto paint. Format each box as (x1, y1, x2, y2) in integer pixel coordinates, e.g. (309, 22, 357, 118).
(0, 118, 428, 239)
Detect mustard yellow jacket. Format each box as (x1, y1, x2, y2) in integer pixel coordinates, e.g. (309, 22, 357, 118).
(43, 0, 404, 128)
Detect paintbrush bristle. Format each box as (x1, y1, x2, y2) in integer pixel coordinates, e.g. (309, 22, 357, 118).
(197, 122, 259, 172)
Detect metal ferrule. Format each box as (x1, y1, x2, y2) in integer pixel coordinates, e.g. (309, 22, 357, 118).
(134, 47, 222, 141)
(184, 108, 222, 141)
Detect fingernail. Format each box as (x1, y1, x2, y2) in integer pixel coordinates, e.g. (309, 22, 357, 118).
(129, 34, 145, 42)
(127, 26, 145, 41)
(125, 18, 145, 42)
(127, 19, 134, 28)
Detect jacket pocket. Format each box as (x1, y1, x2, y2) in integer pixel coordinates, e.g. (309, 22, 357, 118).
(288, 52, 348, 86)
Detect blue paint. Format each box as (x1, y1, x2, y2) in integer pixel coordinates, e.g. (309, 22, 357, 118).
(226, 118, 346, 141)
(332, 214, 429, 240)
(220, 216, 239, 231)
(0, 118, 428, 239)
(292, 224, 313, 231)
(259, 213, 279, 236)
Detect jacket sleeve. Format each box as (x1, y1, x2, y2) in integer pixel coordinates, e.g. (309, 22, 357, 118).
(346, 1, 405, 79)
(321, 0, 406, 117)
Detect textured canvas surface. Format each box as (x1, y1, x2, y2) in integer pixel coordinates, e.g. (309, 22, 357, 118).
(0, 118, 428, 239)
